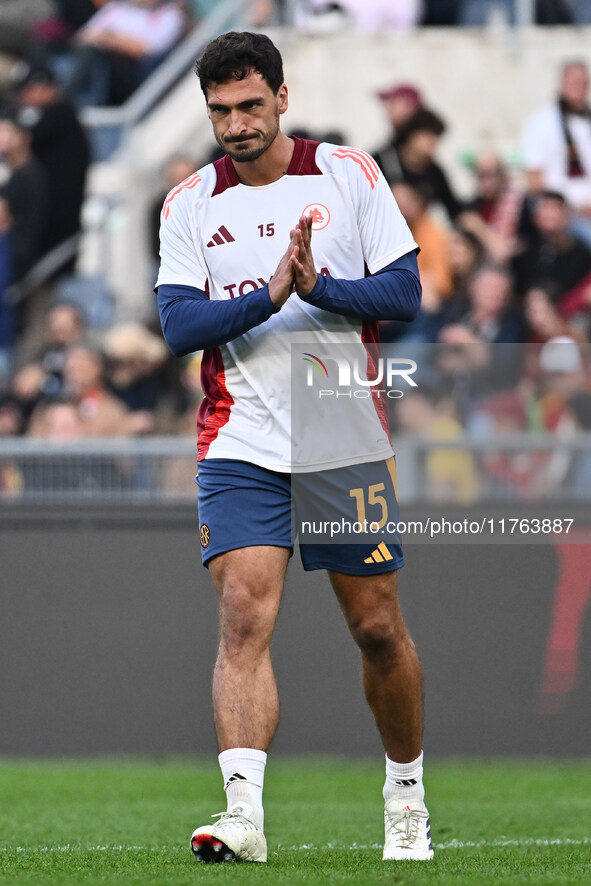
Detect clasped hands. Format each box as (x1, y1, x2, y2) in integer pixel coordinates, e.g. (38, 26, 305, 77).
(268, 213, 318, 307)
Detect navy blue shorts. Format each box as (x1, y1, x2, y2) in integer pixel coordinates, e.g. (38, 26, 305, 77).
(196, 458, 404, 575)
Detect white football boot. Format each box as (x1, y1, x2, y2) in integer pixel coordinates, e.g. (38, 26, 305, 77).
(190, 802, 267, 863)
(383, 797, 434, 860)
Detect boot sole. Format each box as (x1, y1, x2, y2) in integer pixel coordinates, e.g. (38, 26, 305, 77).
(191, 834, 236, 863)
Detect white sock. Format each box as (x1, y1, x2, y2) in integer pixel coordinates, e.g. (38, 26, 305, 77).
(218, 748, 267, 829)
(383, 751, 425, 805)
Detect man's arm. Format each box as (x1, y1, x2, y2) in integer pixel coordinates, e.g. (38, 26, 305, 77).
(290, 215, 421, 321)
(158, 230, 298, 356)
(157, 283, 279, 357)
(299, 253, 421, 322)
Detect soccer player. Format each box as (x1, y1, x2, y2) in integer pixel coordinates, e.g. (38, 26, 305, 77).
(156, 31, 433, 863)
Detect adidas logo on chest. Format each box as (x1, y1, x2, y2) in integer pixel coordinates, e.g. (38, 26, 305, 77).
(206, 225, 235, 247)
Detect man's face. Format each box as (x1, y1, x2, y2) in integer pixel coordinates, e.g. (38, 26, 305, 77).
(382, 95, 419, 130)
(406, 130, 439, 163)
(205, 70, 287, 163)
(534, 197, 568, 237)
(64, 348, 102, 398)
(474, 157, 505, 200)
(470, 270, 510, 316)
(560, 63, 589, 111)
(19, 81, 57, 108)
(46, 305, 84, 348)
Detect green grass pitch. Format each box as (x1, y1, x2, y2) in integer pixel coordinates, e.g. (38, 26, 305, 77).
(0, 757, 589, 885)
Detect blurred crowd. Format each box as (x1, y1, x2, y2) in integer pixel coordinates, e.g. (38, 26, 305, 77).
(0, 0, 200, 450)
(256, 0, 591, 30)
(0, 1, 194, 108)
(386, 337, 591, 502)
(369, 61, 591, 501)
(373, 63, 591, 349)
(0, 2, 590, 508)
(0, 303, 201, 440)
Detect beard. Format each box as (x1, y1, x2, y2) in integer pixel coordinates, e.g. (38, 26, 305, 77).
(217, 109, 280, 163)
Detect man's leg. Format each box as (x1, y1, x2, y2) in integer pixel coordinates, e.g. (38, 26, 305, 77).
(191, 544, 289, 863)
(329, 569, 423, 762)
(210, 545, 290, 751)
(329, 568, 433, 860)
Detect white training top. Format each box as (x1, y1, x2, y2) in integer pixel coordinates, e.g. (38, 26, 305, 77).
(157, 137, 418, 473)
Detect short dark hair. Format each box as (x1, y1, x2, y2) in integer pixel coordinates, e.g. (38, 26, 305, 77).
(195, 31, 284, 96)
(395, 108, 446, 148)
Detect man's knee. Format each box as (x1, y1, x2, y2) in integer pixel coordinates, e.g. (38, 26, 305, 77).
(218, 580, 276, 654)
(349, 610, 412, 663)
(350, 613, 391, 657)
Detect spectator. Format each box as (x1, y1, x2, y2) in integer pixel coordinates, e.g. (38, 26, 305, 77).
(338, 0, 422, 30)
(294, 0, 422, 32)
(417, 227, 488, 346)
(393, 181, 453, 304)
(11, 302, 87, 414)
(385, 107, 464, 222)
(30, 1, 103, 57)
(27, 398, 86, 439)
(43, 301, 87, 351)
(512, 191, 591, 300)
(521, 60, 591, 245)
(384, 181, 453, 342)
(524, 282, 582, 344)
(68, 0, 188, 106)
(438, 264, 525, 345)
(459, 151, 526, 264)
(0, 114, 49, 284)
(103, 321, 168, 416)
(63, 344, 151, 436)
(13, 63, 90, 270)
(373, 83, 422, 183)
(448, 226, 484, 291)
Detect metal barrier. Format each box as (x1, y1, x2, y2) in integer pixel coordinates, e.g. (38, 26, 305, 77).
(1, 433, 590, 504)
(0, 437, 196, 504)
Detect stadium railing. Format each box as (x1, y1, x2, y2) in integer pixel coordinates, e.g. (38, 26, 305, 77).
(1, 433, 590, 504)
